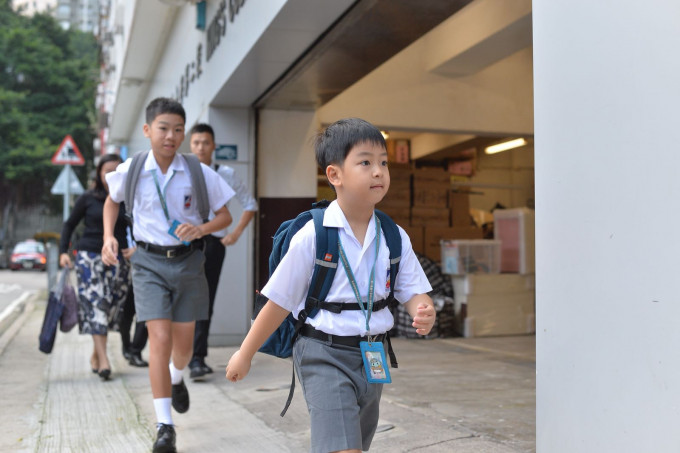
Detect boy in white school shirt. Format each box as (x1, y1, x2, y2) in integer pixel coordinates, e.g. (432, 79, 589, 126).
(102, 97, 235, 453)
(226, 117, 435, 453)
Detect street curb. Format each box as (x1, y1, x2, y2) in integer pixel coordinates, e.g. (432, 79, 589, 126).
(0, 291, 37, 355)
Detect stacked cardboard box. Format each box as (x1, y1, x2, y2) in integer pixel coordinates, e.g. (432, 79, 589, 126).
(451, 274, 535, 337)
(411, 169, 449, 229)
(450, 189, 472, 226)
(377, 167, 411, 227)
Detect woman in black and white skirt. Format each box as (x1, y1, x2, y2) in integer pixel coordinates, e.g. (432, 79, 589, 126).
(59, 153, 132, 380)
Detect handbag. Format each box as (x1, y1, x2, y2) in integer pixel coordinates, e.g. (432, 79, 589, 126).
(38, 268, 69, 353)
(59, 269, 78, 333)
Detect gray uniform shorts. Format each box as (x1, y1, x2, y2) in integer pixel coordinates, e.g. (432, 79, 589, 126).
(294, 335, 383, 453)
(130, 247, 209, 322)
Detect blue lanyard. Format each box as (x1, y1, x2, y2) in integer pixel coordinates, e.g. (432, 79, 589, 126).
(150, 169, 176, 222)
(338, 214, 381, 333)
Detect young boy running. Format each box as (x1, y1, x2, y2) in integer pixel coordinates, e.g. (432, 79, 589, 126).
(102, 97, 235, 453)
(226, 117, 436, 453)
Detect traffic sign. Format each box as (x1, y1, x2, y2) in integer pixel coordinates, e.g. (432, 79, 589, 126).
(51, 135, 85, 166)
(51, 165, 85, 195)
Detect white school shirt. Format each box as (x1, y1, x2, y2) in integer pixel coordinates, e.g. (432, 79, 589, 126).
(106, 151, 235, 246)
(209, 162, 258, 238)
(262, 200, 432, 337)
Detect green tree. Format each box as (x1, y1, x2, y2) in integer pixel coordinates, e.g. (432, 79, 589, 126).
(0, 0, 98, 237)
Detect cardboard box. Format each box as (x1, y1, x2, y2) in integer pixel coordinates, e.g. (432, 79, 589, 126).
(451, 274, 535, 337)
(378, 205, 410, 228)
(411, 207, 450, 228)
(389, 167, 413, 184)
(413, 180, 449, 208)
(413, 168, 450, 183)
(450, 191, 471, 226)
(423, 225, 483, 261)
(380, 184, 411, 208)
(448, 160, 474, 176)
(402, 225, 424, 255)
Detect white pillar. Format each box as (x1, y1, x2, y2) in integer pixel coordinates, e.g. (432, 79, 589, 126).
(534, 1, 680, 451)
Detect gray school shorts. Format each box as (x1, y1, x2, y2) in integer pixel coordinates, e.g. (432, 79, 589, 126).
(293, 335, 383, 453)
(130, 247, 209, 322)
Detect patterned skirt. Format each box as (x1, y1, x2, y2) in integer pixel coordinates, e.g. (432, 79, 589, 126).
(75, 251, 130, 335)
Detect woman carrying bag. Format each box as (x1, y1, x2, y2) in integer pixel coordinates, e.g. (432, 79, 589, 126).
(59, 154, 132, 381)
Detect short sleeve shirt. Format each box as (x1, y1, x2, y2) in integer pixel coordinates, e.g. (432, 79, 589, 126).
(261, 200, 431, 336)
(106, 151, 235, 246)
(210, 162, 258, 238)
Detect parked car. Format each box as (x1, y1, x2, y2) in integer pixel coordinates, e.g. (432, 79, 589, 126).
(0, 244, 6, 269)
(10, 240, 47, 271)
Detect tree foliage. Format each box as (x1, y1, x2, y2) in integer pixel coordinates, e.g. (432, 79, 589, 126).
(0, 0, 98, 208)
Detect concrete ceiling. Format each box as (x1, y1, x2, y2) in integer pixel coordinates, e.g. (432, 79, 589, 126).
(254, 0, 475, 110)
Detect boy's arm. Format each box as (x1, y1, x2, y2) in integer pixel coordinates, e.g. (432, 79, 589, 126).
(221, 210, 256, 246)
(101, 196, 120, 265)
(404, 294, 436, 336)
(225, 300, 290, 382)
(174, 205, 232, 242)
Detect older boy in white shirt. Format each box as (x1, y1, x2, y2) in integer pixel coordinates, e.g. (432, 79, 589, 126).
(102, 98, 235, 453)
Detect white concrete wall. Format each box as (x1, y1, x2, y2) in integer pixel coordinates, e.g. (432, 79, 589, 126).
(534, 1, 680, 451)
(207, 107, 255, 345)
(258, 109, 319, 198)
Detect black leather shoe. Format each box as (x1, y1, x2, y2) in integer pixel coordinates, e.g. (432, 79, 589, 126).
(189, 361, 207, 380)
(203, 363, 214, 374)
(171, 380, 189, 413)
(128, 353, 148, 367)
(122, 349, 131, 361)
(152, 423, 176, 453)
(98, 369, 111, 381)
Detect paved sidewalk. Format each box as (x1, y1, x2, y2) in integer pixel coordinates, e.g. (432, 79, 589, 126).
(0, 298, 535, 453)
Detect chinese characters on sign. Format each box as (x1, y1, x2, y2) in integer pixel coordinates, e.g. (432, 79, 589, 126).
(174, 0, 247, 103)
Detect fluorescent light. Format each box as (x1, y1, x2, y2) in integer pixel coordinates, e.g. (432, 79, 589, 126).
(380, 131, 389, 140)
(485, 138, 527, 154)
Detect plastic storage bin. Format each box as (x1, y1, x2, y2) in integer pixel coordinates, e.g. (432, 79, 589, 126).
(493, 208, 535, 274)
(440, 239, 501, 275)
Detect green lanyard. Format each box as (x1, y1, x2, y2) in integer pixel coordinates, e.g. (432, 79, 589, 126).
(338, 214, 381, 333)
(150, 169, 176, 222)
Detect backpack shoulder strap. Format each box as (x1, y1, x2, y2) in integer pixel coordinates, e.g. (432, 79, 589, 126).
(182, 153, 210, 223)
(124, 150, 149, 224)
(305, 208, 338, 318)
(375, 209, 402, 296)
(281, 206, 337, 417)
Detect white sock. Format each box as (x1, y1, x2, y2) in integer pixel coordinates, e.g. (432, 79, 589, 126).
(153, 398, 173, 426)
(169, 361, 184, 385)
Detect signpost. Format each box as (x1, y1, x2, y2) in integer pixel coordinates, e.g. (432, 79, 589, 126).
(50, 135, 85, 220)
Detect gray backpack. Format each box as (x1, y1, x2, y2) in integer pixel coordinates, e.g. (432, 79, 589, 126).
(124, 150, 210, 224)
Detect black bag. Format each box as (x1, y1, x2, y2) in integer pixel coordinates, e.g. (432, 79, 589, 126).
(39, 268, 69, 353)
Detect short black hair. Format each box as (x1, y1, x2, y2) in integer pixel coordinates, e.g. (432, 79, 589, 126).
(189, 123, 215, 140)
(93, 153, 123, 199)
(314, 118, 385, 170)
(145, 97, 186, 124)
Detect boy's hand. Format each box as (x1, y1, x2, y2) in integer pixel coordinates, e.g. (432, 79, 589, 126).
(174, 223, 204, 242)
(101, 237, 119, 266)
(412, 302, 436, 336)
(225, 350, 252, 382)
(220, 231, 239, 246)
